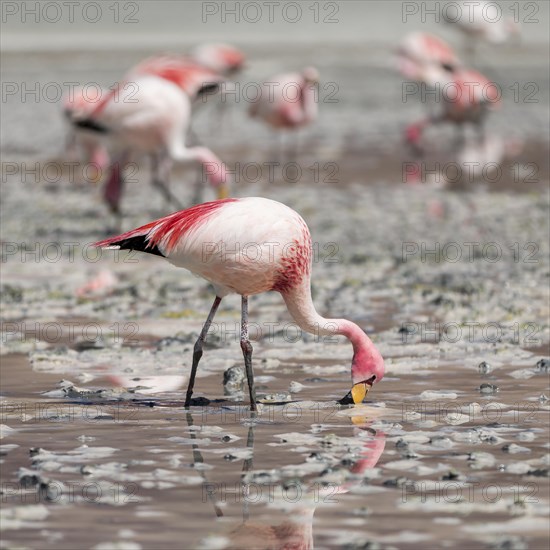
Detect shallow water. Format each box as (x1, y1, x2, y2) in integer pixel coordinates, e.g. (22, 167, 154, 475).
(1, 23, 550, 550)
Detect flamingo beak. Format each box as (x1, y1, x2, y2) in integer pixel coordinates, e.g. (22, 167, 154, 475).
(351, 381, 372, 404)
(88, 165, 102, 185)
(217, 184, 229, 199)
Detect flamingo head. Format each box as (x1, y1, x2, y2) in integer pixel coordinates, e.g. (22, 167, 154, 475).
(349, 344, 385, 404)
(191, 43, 245, 76)
(302, 66, 320, 84)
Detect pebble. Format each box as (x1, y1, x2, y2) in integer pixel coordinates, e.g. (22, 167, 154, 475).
(289, 381, 305, 393)
(222, 365, 245, 395)
(478, 361, 492, 374)
(429, 436, 453, 449)
(480, 383, 499, 395)
(501, 444, 530, 454)
(382, 476, 410, 488)
(257, 392, 292, 403)
(535, 359, 549, 373)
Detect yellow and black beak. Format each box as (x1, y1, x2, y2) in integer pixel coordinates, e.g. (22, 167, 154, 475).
(216, 184, 229, 199)
(351, 381, 372, 404)
(337, 377, 376, 405)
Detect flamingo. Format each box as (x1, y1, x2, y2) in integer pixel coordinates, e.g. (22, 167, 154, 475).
(94, 197, 385, 411)
(441, 0, 520, 61)
(249, 67, 319, 160)
(73, 75, 229, 222)
(405, 67, 501, 154)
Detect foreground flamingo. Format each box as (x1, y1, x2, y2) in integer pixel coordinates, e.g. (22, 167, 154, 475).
(405, 67, 501, 153)
(94, 197, 385, 410)
(74, 75, 228, 220)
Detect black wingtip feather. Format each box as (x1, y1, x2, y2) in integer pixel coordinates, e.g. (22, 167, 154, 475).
(113, 235, 165, 257)
(73, 118, 110, 134)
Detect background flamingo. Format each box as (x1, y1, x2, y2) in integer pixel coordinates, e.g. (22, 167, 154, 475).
(405, 67, 501, 154)
(249, 67, 319, 160)
(441, 0, 520, 61)
(94, 197, 385, 410)
(74, 75, 229, 223)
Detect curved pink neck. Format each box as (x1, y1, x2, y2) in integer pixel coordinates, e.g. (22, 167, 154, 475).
(281, 281, 377, 357)
(187, 147, 228, 187)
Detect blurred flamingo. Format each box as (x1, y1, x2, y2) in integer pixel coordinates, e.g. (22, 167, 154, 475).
(405, 67, 501, 154)
(442, 0, 520, 61)
(74, 75, 228, 224)
(75, 268, 118, 298)
(94, 197, 385, 410)
(249, 67, 319, 160)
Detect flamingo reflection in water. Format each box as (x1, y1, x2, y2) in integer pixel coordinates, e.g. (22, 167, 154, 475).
(190, 413, 386, 550)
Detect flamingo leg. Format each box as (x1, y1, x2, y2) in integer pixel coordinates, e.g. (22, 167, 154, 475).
(103, 152, 130, 233)
(240, 296, 257, 411)
(184, 296, 222, 408)
(150, 153, 184, 210)
(191, 164, 204, 205)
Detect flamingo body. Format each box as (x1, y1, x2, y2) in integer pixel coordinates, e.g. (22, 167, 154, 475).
(127, 55, 224, 100)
